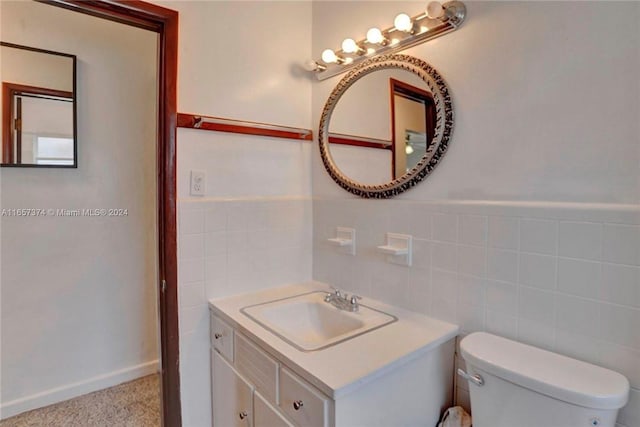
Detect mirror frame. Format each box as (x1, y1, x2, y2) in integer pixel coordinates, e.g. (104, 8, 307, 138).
(0, 41, 77, 168)
(319, 54, 453, 198)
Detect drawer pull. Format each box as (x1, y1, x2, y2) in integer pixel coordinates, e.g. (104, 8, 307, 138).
(214, 332, 223, 339)
(293, 400, 304, 411)
(239, 411, 248, 420)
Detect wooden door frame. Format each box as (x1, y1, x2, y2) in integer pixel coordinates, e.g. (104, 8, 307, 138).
(36, 1, 181, 425)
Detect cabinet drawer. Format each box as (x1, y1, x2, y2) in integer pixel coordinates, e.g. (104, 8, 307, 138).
(279, 367, 329, 427)
(211, 313, 234, 362)
(255, 391, 294, 427)
(235, 333, 279, 404)
(212, 350, 253, 427)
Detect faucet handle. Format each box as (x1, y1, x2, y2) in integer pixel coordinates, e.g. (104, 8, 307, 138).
(330, 286, 341, 297)
(350, 295, 361, 304)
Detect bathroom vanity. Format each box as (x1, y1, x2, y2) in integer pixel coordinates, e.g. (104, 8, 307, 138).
(209, 282, 459, 427)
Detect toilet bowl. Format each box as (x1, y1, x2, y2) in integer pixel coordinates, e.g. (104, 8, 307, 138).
(459, 332, 630, 427)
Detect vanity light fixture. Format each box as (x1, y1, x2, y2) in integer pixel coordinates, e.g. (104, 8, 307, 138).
(308, 1, 466, 81)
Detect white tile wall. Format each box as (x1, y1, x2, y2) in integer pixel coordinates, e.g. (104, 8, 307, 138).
(178, 197, 312, 426)
(313, 199, 640, 426)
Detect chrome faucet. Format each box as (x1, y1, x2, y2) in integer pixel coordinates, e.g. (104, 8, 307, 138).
(324, 287, 362, 312)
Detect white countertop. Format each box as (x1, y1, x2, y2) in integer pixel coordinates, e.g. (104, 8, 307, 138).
(209, 281, 459, 399)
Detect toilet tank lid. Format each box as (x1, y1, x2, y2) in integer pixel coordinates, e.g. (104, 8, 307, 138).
(460, 332, 630, 410)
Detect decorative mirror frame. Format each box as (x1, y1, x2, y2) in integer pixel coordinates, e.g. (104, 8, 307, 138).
(319, 54, 454, 198)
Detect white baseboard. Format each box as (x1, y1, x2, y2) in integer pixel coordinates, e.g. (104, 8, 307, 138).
(0, 359, 160, 420)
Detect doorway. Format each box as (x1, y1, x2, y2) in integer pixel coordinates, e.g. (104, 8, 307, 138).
(0, 1, 180, 425)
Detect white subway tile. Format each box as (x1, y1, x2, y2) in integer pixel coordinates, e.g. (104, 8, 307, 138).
(559, 221, 602, 261)
(520, 218, 558, 255)
(226, 202, 250, 232)
(179, 209, 205, 235)
(205, 255, 227, 299)
(603, 224, 640, 266)
(487, 249, 518, 283)
(432, 213, 458, 243)
(556, 294, 599, 338)
(225, 231, 248, 253)
(558, 258, 601, 299)
(554, 329, 602, 365)
(205, 232, 226, 257)
(205, 205, 227, 232)
(518, 287, 555, 326)
(432, 269, 458, 302)
(457, 302, 485, 333)
(599, 303, 640, 349)
(459, 215, 488, 247)
(179, 304, 208, 336)
(488, 216, 519, 250)
(486, 280, 518, 316)
(601, 263, 640, 308)
(599, 344, 640, 389)
(179, 258, 205, 284)
(412, 239, 432, 270)
(458, 245, 487, 277)
(408, 209, 431, 239)
(432, 242, 458, 272)
(180, 233, 205, 260)
(405, 268, 431, 314)
(485, 310, 518, 340)
(518, 317, 555, 351)
(180, 282, 205, 308)
(430, 296, 457, 324)
(519, 253, 557, 290)
(458, 274, 486, 307)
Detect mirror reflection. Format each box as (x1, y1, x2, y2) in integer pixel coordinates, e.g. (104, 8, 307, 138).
(1, 42, 76, 167)
(328, 68, 436, 185)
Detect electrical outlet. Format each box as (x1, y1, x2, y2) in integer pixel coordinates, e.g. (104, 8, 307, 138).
(190, 170, 205, 196)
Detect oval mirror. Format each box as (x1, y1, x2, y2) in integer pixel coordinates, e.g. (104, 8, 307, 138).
(319, 54, 453, 198)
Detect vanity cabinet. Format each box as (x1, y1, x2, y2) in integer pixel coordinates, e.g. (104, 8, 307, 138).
(211, 313, 330, 427)
(212, 350, 253, 427)
(211, 311, 455, 427)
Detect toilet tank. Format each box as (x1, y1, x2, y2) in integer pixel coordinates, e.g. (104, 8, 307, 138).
(460, 333, 630, 427)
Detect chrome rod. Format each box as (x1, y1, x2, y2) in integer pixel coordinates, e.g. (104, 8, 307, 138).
(193, 116, 312, 138)
(457, 368, 484, 386)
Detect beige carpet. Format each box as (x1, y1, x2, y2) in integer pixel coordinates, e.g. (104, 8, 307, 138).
(0, 374, 161, 427)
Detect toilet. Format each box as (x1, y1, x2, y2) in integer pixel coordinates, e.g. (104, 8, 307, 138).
(459, 332, 630, 427)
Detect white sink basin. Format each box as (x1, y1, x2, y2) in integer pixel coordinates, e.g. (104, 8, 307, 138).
(241, 291, 397, 352)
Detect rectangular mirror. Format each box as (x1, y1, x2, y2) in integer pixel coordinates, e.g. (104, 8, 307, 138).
(1, 42, 77, 168)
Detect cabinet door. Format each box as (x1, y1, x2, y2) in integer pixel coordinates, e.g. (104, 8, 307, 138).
(254, 391, 294, 427)
(213, 350, 253, 427)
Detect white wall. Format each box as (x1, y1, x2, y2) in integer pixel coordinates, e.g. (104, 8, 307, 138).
(311, 2, 639, 426)
(0, 1, 159, 418)
(312, 1, 640, 204)
(156, 1, 314, 425)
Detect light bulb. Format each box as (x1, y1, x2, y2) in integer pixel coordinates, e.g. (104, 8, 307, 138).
(426, 1, 445, 19)
(394, 13, 413, 32)
(303, 59, 324, 72)
(405, 144, 414, 155)
(366, 27, 384, 44)
(321, 49, 338, 64)
(341, 38, 358, 53)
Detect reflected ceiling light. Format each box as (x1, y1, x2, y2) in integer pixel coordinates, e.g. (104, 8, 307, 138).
(306, 1, 467, 80)
(405, 144, 414, 155)
(394, 13, 414, 32)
